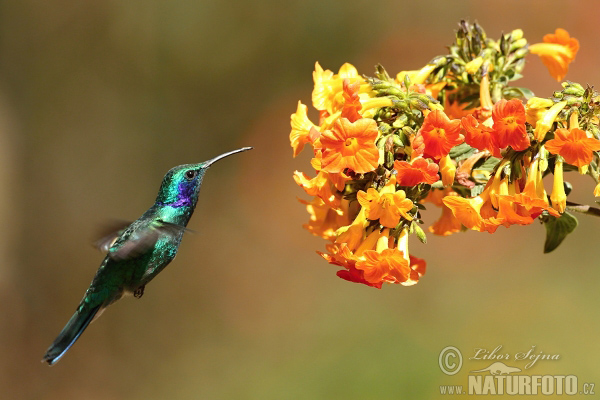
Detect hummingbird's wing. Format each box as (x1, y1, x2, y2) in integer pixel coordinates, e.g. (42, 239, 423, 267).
(92, 220, 133, 252)
(108, 220, 191, 261)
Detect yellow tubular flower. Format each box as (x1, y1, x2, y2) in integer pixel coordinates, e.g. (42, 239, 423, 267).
(479, 74, 493, 111)
(550, 159, 566, 213)
(354, 229, 383, 257)
(525, 97, 554, 127)
(534, 100, 567, 142)
(439, 154, 456, 186)
(397, 64, 436, 86)
(335, 208, 368, 251)
(361, 97, 393, 115)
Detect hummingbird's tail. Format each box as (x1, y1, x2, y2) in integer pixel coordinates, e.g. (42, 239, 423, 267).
(42, 304, 102, 365)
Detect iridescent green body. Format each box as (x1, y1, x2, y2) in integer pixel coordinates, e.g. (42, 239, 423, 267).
(42, 147, 251, 365)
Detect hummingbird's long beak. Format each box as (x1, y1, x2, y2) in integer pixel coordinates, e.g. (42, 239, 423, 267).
(204, 147, 253, 167)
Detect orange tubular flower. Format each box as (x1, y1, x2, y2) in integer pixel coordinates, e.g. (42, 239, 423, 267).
(394, 157, 440, 186)
(442, 194, 487, 230)
(418, 110, 463, 160)
(512, 158, 560, 218)
(320, 118, 379, 174)
(496, 195, 534, 227)
(293, 170, 340, 208)
(319, 243, 383, 289)
(341, 79, 362, 122)
(442, 190, 503, 233)
(529, 28, 579, 82)
(299, 197, 346, 240)
(545, 128, 600, 167)
(461, 114, 501, 158)
(355, 229, 414, 285)
(424, 189, 462, 236)
(290, 102, 317, 157)
(492, 99, 530, 151)
(312, 62, 365, 115)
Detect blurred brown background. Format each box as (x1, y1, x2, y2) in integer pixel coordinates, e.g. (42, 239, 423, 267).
(0, 0, 599, 399)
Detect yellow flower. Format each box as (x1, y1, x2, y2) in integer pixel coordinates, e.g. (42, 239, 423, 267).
(533, 100, 567, 142)
(525, 97, 554, 128)
(290, 101, 317, 157)
(312, 62, 365, 115)
(357, 177, 414, 228)
(396, 64, 436, 85)
(439, 154, 456, 186)
(550, 158, 566, 213)
(529, 29, 579, 82)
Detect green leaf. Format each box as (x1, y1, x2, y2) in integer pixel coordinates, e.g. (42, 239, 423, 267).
(470, 184, 485, 197)
(543, 212, 578, 253)
(503, 86, 534, 99)
(475, 156, 501, 172)
(449, 143, 477, 161)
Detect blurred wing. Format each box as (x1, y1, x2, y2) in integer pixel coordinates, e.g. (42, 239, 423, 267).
(92, 220, 133, 253)
(108, 220, 191, 261)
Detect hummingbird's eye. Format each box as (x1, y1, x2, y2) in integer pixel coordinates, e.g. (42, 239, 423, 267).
(185, 170, 198, 180)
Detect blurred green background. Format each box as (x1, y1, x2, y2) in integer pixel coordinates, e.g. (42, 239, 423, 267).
(1, 0, 599, 398)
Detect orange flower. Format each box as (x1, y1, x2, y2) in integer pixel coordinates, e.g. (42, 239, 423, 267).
(319, 243, 383, 289)
(394, 157, 440, 186)
(408, 255, 427, 284)
(356, 248, 411, 284)
(354, 228, 417, 285)
(512, 158, 560, 218)
(312, 62, 364, 115)
(299, 197, 346, 240)
(357, 182, 414, 228)
(341, 79, 362, 122)
(442, 190, 503, 233)
(529, 29, 579, 82)
(545, 128, 600, 167)
(293, 170, 340, 208)
(442, 195, 486, 230)
(418, 110, 463, 159)
(461, 114, 501, 158)
(320, 118, 379, 173)
(492, 99, 530, 151)
(495, 195, 534, 227)
(290, 102, 317, 157)
(424, 189, 462, 236)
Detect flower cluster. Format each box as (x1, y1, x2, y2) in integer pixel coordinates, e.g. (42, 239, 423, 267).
(291, 21, 600, 288)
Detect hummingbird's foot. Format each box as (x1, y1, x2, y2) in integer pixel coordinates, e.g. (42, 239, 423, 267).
(133, 285, 145, 299)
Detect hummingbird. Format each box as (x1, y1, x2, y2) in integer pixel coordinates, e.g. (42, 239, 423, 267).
(42, 146, 252, 365)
